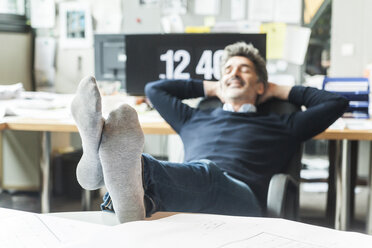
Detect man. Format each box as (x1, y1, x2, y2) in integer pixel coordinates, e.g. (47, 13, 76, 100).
(71, 42, 348, 223)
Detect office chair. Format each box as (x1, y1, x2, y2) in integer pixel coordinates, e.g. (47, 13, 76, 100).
(197, 97, 302, 220)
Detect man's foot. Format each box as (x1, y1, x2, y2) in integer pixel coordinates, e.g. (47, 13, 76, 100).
(71, 76, 105, 190)
(99, 104, 145, 223)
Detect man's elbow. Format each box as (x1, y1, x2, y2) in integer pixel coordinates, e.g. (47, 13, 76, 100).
(332, 96, 349, 118)
(144, 81, 158, 99)
(339, 96, 349, 113)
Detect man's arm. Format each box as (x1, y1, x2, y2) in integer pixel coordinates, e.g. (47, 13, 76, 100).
(283, 86, 349, 141)
(145, 79, 205, 133)
(203, 80, 222, 98)
(257, 83, 292, 103)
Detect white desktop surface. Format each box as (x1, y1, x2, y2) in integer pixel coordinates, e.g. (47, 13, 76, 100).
(2, 207, 372, 248)
(65, 213, 372, 248)
(47, 211, 120, 226)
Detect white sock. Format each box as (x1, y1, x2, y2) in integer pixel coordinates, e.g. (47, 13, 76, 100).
(99, 104, 145, 223)
(71, 76, 105, 190)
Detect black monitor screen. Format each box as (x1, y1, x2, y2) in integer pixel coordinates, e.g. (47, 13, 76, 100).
(125, 33, 266, 95)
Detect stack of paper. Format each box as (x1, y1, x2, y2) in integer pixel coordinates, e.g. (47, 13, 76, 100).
(323, 77, 370, 119)
(0, 83, 24, 100)
(324, 81, 369, 92)
(0, 92, 74, 119)
(0, 208, 107, 247)
(65, 213, 372, 248)
(1, 208, 371, 247)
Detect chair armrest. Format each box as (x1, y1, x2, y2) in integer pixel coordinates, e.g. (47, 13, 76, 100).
(266, 173, 299, 220)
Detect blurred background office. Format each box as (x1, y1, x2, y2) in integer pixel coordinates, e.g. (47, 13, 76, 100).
(0, 0, 371, 234)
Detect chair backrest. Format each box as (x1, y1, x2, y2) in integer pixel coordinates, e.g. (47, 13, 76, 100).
(197, 97, 223, 110)
(258, 99, 302, 220)
(257, 98, 302, 180)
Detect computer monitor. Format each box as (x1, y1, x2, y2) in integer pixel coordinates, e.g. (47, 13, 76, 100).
(94, 34, 126, 89)
(125, 33, 266, 95)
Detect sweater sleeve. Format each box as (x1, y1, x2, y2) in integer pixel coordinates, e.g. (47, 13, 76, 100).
(144, 79, 205, 133)
(285, 86, 349, 141)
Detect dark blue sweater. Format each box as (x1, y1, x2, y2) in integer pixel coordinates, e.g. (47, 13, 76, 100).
(145, 79, 348, 207)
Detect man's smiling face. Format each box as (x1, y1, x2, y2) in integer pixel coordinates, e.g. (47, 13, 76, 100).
(220, 56, 264, 105)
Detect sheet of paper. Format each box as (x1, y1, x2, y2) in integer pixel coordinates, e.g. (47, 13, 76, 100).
(204, 16, 216, 27)
(91, 0, 122, 33)
(0, 207, 30, 220)
(304, 0, 325, 24)
(65, 213, 372, 248)
(185, 26, 211, 33)
(283, 25, 311, 65)
(260, 23, 287, 59)
(138, 110, 164, 123)
(248, 0, 274, 22)
(161, 15, 184, 33)
(30, 0, 55, 28)
(162, 0, 187, 15)
(0, 208, 106, 247)
(34, 37, 55, 70)
(344, 119, 372, 130)
(0, 214, 60, 247)
(194, 0, 220, 15)
(231, 0, 246, 21)
(274, 0, 302, 24)
(34, 37, 56, 85)
(0, 92, 74, 119)
(0, 83, 24, 100)
(0, 0, 24, 15)
(212, 21, 261, 33)
(38, 215, 108, 244)
(328, 117, 346, 130)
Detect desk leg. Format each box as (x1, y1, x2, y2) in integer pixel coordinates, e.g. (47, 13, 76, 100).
(367, 141, 372, 234)
(326, 140, 337, 227)
(82, 189, 91, 211)
(40, 131, 51, 213)
(335, 139, 351, 230)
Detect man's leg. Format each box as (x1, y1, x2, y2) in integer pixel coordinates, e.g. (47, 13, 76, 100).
(71, 76, 104, 190)
(142, 154, 262, 217)
(99, 104, 145, 223)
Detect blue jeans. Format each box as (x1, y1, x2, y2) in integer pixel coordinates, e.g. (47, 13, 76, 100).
(101, 153, 262, 217)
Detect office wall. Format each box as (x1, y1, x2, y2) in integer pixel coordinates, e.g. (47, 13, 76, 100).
(121, 0, 162, 33)
(121, 0, 231, 34)
(181, 0, 231, 24)
(330, 0, 372, 77)
(55, 0, 237, 157)
(54, 0, 233, 93)
(0, 32, 33, 90)
(117, 0, 233, 159)
(55, 48, 94, 93)
(330, 0, 372, 176)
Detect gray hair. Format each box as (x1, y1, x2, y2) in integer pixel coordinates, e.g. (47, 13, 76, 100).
(220, 42, 268, 87)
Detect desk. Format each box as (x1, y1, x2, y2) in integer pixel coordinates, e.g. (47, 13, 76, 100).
(3, 117, 175, 134)
(47, 212, 372, 247)
(315, 130, 372, 234)
(2, 116, 372, 234)
(0, 117, 175, 214)
(2, 207, 372, 247)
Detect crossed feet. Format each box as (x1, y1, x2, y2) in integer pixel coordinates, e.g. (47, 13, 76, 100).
(70, 76, 145, 223)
